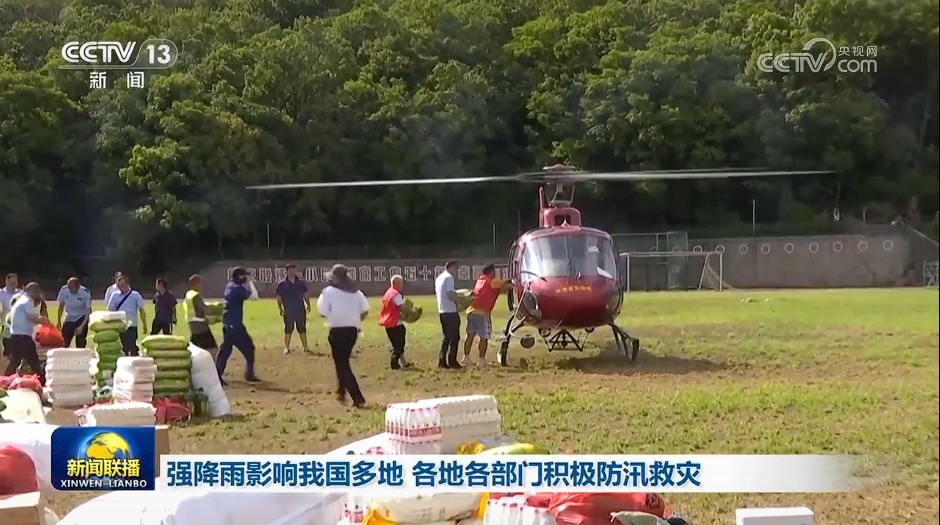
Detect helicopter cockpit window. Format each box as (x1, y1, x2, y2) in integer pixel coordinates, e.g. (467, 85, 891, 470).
(521, 234, 618, 280)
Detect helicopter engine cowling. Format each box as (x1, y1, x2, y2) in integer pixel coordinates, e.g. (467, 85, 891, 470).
(520, 275, 619, 329)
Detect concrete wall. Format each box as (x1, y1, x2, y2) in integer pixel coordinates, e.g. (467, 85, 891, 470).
(199, 259, 510, 298)
(196, 234, 912, 296)
(691, 234, 909, 288)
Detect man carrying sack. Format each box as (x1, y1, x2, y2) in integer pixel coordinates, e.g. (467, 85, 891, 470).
(317, 264, 369, 408)
(4, 283, 50, 383)
(184, 275, 219, 360)
(379, 274, 416, 370)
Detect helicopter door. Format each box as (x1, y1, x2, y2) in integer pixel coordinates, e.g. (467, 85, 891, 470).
(506, 242, 519, 311)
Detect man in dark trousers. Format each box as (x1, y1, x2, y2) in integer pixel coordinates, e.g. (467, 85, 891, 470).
(275, 263, 311, 354)
(217, 267, 261, 385)
(317, 264, 369, 408)
(434, 260, 461, 369)
(5, 283, 50, 383)
(151, 278, 178, 335)
(56, 277, 92, 347)
(184, 275, 219, 360)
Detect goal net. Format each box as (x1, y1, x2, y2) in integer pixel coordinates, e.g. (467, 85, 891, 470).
(620, 251, 730, 292)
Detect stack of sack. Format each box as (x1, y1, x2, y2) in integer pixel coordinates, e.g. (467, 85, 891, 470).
(205, 301, 224, 325)
(112, 357, 157, 403)
(189, 344, 230, 417)
(43, 348, 96, 407)
(140, 335, 192, 399)
(88, 311, 130, 385)
(79, 401, 156, 426)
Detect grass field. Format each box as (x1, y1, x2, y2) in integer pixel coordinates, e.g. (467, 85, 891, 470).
(46, 288, 939, 523)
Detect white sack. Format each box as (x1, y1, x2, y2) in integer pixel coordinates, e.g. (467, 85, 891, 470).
(45, 348, 96, 359)
(44, 374, 95, 387)
(189, 344, 230, 417)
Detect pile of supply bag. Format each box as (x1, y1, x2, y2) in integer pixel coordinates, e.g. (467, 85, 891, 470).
(44, 348, 96, 407)
(140, 335, 193, 399)
(112, 356, 157, 403)
(88, 310, 130, 385)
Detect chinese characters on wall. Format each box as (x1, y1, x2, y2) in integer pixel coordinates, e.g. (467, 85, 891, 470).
(226, 263, 510, 285)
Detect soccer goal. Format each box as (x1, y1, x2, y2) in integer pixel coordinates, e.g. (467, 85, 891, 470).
(620, 250, 729, 292)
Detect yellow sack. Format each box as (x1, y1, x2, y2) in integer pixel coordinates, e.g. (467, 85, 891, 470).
(457, 437, 520, 455)
(153, 358, 191, 370)
(155, 369, 191, 380)
(141, 349, 191, 360)
(141, 334, 189, 351)
(400, 299, 423, 323)
(455, 289, 473, 312)
(95, 341, 124, 356)
(479, 443, 550, 455)
(92, 330, 120, 344)
(89, 319, 128, 332)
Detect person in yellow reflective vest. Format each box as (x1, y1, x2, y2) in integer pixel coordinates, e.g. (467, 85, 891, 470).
(184, 275, 219, 360)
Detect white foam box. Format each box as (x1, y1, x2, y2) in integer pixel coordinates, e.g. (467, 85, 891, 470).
(736, 507, 815, 525)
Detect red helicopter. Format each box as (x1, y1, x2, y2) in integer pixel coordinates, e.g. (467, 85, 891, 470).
(247, 164, 828, 366)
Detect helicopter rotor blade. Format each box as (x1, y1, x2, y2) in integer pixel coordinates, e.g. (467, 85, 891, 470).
(538, 170, 833, 182)
(245, 169, 833, 190)
(245, 176, 511, 190)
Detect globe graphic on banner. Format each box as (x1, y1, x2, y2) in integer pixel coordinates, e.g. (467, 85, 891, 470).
(81, 431, 134, 480)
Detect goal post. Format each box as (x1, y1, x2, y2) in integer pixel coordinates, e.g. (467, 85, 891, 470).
(620, 250, 728, 292)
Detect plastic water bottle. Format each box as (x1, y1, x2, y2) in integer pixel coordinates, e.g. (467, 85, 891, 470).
(352, 505, 364, 524)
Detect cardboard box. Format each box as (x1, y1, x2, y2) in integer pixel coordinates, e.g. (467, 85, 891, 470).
(0, 492, 43, 525)
(155, 425, 170, 475)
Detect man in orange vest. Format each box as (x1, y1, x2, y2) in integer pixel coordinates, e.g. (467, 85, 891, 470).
(461, 264, 507, 367)
(379, 275, 411, 370)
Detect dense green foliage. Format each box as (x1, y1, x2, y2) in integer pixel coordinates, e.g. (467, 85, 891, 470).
(0, 0, 937, 274)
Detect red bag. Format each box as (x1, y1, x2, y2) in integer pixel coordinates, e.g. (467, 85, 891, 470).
(153, 398, 191, 424)
(0, 445, 39, 495)
(548, 493, 670, 525)
(34, 324, 64, 347)
(0, 374, 43, 395)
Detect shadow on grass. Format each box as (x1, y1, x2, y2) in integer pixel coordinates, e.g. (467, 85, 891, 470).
(555, 349, 727, 376)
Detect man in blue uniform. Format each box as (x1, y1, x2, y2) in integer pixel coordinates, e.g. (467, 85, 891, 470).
(217, 267, 260, 385)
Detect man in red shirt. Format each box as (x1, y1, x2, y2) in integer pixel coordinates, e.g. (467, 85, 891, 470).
(379, 275, 411, 370)
(461, 264, 507, 367)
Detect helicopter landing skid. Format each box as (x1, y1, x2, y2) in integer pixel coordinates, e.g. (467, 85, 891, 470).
(496, 317, 528, 367)
(543, 329, 587, 353)
(610, 323, 640, 362)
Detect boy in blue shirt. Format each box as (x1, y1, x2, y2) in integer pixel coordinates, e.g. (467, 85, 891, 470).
(217, 268, 261, 384)
(56, 277, 93, 347)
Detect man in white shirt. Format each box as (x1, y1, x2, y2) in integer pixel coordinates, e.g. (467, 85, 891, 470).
(103, 272, 122, 306)
(434, 260, 461, 369)
(0, 273, 23, 357)
(317, 264, 369, 408)
(5, 283, 50, 382)
(106, 274, 147, 356)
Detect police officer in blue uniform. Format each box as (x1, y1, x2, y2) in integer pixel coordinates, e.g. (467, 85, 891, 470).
(216, 267, 261, 385)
